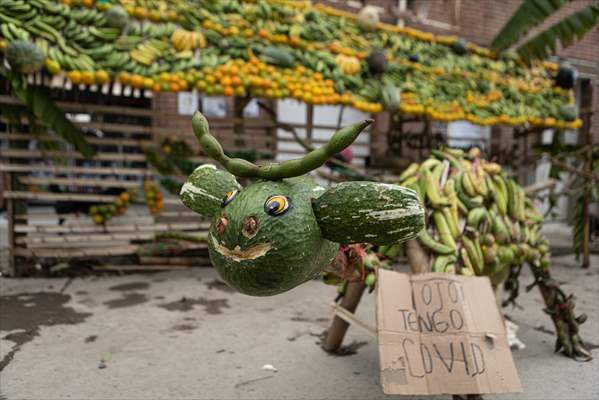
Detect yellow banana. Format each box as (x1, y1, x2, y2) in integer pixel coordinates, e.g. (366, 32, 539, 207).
(420, 167, 450, 208)
(460, 248, 475, 276)
(433, 211, 457, 249)
(462, 170, 477, 197)
(462, 235, 483, 275)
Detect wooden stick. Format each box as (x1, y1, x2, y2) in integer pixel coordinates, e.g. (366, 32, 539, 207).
(405, 239, 430, 274)
(330, 302, 376, 338)
(523, 179, 557, 195)
(322, 281, 367, 353)
(550, 159, 599, 181)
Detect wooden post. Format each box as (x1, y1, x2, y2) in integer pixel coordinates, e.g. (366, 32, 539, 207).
(306, 104, 314, 146)
(4, 170, 16, 277)
(581, 141, 592, 269)
(322, 280, 366, 353)
(405, 239, 430, 274)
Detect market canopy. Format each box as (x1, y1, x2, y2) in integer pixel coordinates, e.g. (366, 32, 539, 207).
(0, 0, 581, 129)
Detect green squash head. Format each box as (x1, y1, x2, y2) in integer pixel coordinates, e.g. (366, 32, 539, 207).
(180, 112, 425, 296)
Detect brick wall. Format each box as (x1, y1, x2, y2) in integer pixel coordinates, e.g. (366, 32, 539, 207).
(151, 93, 277, 155)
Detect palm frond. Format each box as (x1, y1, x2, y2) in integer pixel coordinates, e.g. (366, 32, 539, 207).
(7, 75, 95, 158)
(516, 3, 599, 64)
(491, 0, 571, 52)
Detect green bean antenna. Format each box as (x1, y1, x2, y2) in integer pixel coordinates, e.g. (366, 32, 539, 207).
(192, 111, 372, 180)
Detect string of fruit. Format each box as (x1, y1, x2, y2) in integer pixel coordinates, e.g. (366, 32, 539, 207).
(89, 190, 132, 225)
(144, 179, 163, 215)
(0, 0, 580, 128)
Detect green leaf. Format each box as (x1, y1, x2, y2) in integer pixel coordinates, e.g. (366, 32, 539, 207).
(3, 71, 95, 158)
(516, 4, 599, 64)
(491, 0, 570, 52)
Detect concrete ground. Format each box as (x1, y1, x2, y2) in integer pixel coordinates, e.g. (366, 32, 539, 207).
(0, 254, 598, 400)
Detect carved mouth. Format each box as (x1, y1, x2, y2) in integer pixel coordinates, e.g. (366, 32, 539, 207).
(210, 234, 272, 262)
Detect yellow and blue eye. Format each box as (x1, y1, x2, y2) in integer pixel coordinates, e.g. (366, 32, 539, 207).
(222, 190, 239, 207)
(264, 195, 291, 216)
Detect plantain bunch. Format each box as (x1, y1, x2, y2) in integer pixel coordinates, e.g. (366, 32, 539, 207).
(396, 147, 590, 360)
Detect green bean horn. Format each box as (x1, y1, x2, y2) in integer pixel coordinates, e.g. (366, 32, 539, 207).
(192, 111, 372, 180)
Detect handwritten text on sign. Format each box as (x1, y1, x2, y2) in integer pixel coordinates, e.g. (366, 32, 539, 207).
(376, 271, 522, 395)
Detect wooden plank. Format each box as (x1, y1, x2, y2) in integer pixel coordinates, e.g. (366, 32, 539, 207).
(93, 264, 200, 271)
(12, 245, 139, 258)
(139, 256, 208, 265)
(15, 221, 209, 234)
(0, 163, 155, 176)
(0, 95, 154, 117)
(14, 211, 200, 220)
(3, 191, 118, 202)
(0, 133, 153, 148)
(19, 176, 141, 189)
(19, 233, 210, 246)
(17, 232, 155, 245)
(1, 149, 209, 164)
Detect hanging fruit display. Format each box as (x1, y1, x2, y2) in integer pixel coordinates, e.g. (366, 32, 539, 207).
(89, 190, 132, 225)
(144, 180, 164, 215)
(0, 0, 581, 128)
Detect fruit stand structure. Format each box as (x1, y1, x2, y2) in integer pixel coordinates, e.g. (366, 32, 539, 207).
(0, 0, 592, 367)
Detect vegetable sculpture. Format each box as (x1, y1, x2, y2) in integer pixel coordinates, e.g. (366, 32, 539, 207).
(180, 112, 424, 296)
(394, 148, 590, 360)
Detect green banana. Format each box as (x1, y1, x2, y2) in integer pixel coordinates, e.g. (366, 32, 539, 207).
(419, 167, 450, 209)
(433, 211, 457, 249)
(462, 235, 483, 275)
(432, 254, 457, 273)
(461, 170, 477, 197)
(459, 248, 475, 276)
(418, 229, 456, 255)
(466, 207, 490, 229)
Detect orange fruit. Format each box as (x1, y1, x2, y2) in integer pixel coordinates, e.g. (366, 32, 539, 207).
(220, 76, 231, 86)
(133, 7, 147, 20)
(223, 86, 234, 96)
(94, 70, 110, 85)
(81, 71, 95, 85)
(130, 74, 143, 88)
(118, 72, 131, 85)
(67, 71, 82, 85)
(148, 10, 162, 22)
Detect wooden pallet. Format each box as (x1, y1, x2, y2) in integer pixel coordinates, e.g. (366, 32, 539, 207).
(0, 90, 277, 275)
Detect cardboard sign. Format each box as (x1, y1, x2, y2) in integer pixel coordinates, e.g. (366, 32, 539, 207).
(376, 270, 522, 395)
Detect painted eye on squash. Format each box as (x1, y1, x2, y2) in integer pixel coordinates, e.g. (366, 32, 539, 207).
(221, 190, 239, 207)
(264, 195, 291, 216)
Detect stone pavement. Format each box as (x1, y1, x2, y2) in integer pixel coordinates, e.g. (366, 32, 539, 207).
(0, 254, 598, 400)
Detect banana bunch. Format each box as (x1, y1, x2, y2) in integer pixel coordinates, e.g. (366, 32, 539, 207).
(335, 54, 361, 75)
(170, 28, 205, 52)
(130, 39, 169, 65)
(399, 147, 549, 282)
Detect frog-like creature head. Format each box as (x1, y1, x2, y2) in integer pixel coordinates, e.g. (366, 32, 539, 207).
(180, 112, 424, 296)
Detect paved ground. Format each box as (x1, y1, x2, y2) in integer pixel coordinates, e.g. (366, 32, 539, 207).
(0, 254, 598, 400)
